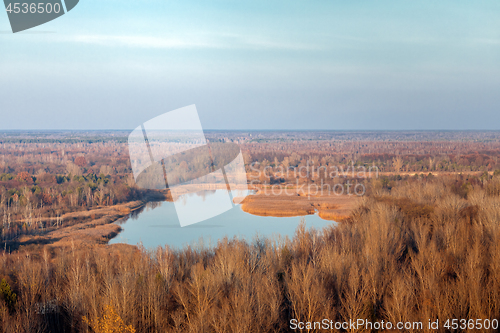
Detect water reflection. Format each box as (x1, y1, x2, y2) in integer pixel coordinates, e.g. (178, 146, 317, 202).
(110, 190, 336, 249)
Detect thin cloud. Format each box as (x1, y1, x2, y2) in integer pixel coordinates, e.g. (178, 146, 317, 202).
(71, 35, 214, 49)
(473, 38, 500, 45)
(67, 34, 320, 50)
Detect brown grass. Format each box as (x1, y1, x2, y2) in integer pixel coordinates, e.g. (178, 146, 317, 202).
(241, 189, 360, 220)
(0, 176, 499, 332)
(7, 200, 148, 252)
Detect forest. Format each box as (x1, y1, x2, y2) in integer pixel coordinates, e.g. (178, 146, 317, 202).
(0, 131, 500, 332)
(0, 172, 499, 332)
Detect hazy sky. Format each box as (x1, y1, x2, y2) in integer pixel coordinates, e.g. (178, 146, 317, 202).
(1, 0, 500, 130)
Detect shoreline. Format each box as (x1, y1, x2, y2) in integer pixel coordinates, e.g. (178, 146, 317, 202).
(6, 190, 169, 253)
(7, 186, 360, 253)
(240, 188, 359, 222)
(10, 199, 149, 252)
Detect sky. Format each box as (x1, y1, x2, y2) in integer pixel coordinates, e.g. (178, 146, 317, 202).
(1, 0, 500, 130)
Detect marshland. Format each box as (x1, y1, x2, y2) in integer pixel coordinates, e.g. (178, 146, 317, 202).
(0, 131, 500, 332)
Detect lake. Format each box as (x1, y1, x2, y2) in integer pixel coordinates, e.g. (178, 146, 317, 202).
(109, 190, 336, 249)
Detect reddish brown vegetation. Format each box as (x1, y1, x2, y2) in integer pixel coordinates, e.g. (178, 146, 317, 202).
(0, 176, 497, 332)
(0, 131, 500, 332)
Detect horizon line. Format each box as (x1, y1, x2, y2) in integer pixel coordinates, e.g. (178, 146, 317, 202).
(2, 129, 500, 132)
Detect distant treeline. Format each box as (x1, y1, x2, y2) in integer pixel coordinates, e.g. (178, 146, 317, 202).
(0, 138, 128, 144)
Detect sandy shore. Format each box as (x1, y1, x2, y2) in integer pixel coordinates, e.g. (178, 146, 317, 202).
(240, 188, 360, 221)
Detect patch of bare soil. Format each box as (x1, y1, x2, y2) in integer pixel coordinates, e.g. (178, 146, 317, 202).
(240, 188, 360, 221)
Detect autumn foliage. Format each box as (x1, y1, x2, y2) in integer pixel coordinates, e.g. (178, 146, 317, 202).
(15, 172, 33, 184)
(0, 132, 500, 332)
(0, 176, 497, 332)
(83, 305, 136, 333)
(74, 156, 87, 167)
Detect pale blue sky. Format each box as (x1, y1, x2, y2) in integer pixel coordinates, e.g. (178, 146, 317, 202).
(1, 0, 500, 130)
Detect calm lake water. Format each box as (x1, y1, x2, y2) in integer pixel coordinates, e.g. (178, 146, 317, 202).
(109, 190, 336, 249)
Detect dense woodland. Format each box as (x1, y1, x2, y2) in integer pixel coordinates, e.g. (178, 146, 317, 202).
(0, 131, 500, 332)
(0, 173, 499, 331)
(1, 131, 500, 242)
